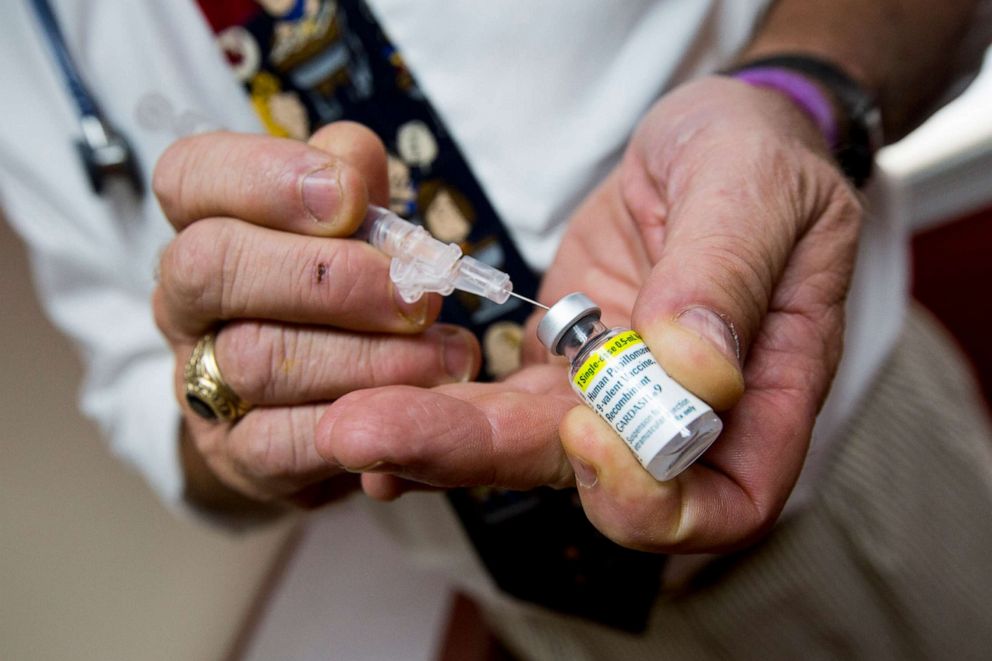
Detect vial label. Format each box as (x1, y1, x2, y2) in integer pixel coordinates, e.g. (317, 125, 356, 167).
(572, 330, 707, 466)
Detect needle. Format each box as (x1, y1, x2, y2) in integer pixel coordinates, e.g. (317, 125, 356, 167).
(509, 291, 549, 310)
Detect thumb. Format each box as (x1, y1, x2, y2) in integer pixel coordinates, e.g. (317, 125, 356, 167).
(628, 154, 807, 411)
(623, 75, 853, 412)
(307, 121, 390, 209)
(638, 306, 743, 412)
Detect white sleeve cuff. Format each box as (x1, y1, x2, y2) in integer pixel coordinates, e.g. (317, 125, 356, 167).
(79, 351, 186, 509)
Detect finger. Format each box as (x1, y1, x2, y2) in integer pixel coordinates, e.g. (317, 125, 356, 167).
(694, 206, 859, 513)
(623, 134, 858, 411)
(153, 128, 382, 236)
(211, 321, 480, 406)
(360, 473, 443, 501)
(560, 405, 760, 553)
(307, 122, 389, 208)
(187, 403, 340, 501)
(314, 366, 579, 491)
(287, 473, 362, 510)
(155, 218, 441, 340)
(561, 273, 852, 553)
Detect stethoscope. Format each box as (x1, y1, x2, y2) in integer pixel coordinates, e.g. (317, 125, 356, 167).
(29, 0, 144, 196)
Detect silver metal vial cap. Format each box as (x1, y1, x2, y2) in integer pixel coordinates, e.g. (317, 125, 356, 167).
(537, 292, 602, 355)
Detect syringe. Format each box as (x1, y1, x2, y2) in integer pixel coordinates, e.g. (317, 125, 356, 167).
(360, 206, 547, 309)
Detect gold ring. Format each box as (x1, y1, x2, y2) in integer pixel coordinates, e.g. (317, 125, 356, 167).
(183, 332, 251, 423)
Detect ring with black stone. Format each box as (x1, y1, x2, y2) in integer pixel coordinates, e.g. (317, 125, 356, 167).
(183, 332, 251, 423)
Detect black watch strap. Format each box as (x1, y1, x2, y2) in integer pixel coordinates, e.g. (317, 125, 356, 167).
(726, 54, 883, 187)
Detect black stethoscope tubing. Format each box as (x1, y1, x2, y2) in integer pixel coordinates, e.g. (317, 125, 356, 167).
(28, 0, 144, 196)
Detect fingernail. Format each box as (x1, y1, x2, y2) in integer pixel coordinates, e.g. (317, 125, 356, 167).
(677, 307, 740, 367)
(568, 454, 599, 489)
(393, 286, 430, 327)
(302, 165, 343, 225)
(440, 326, 476, 382)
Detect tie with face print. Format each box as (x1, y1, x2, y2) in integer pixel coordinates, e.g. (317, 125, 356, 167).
(199, 0, 664, 631)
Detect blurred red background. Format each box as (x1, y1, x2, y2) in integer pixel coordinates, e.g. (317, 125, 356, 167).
(912, 204, 992, 412)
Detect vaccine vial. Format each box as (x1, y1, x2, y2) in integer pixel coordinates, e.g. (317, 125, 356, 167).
(537, 293, 722, 481)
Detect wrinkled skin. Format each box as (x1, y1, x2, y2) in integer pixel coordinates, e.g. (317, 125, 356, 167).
(154, 122, 478, 507)
(319, 78, 861, 553)
(155, 77, 861, 552)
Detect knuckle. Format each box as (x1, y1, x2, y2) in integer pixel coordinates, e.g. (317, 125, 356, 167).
(242, 409, 318, 482)
(751, 501, 780, 538)
(216, 230, 255, 320)
(339, 335, 440, 389)
(234, 414, 290, 480)
(223, 323, 320, 404)
(151, 138, 188, 215)
(823, 186, 864, 240)
(217, 322, 271, 403)
(344, 335, 381, 386)
(156, 131, 310, 228)
(693, 238, 772, 319)
(159, 221, 235, 316)
(153, 134, 212, 224)
(239, 428, 279, 479)
(151, 287, 176, 339)
(285, 330, 336, 398)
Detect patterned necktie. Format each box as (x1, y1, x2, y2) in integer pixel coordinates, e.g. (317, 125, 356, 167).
(198, 0, 663, 631)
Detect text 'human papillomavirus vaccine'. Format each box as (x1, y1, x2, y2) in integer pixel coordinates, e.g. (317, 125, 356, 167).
(537, 293, 722, 480)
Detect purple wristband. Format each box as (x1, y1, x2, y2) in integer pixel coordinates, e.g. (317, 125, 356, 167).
(731, 67, 838, 147)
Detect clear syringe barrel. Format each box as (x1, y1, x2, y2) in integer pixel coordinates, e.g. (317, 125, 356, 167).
(361, 206, 512, 305)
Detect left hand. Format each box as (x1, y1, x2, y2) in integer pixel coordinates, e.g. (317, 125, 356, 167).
(315, 76, 862, 553)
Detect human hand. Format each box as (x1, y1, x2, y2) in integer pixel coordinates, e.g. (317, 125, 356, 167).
(318, 76, 860, 554)
(152, 124, 480, 509)
(543, 76, 862, 551)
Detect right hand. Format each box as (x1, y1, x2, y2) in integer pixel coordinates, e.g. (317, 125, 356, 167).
(317, 78, 861, 555)
(152, 124, 480, 510)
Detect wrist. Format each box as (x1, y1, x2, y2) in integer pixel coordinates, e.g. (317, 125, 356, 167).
(730, 67, 838, 148)
(723, 54, 882, 187)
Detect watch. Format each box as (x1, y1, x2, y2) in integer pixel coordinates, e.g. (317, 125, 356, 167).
(725, 54, 883, 187)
